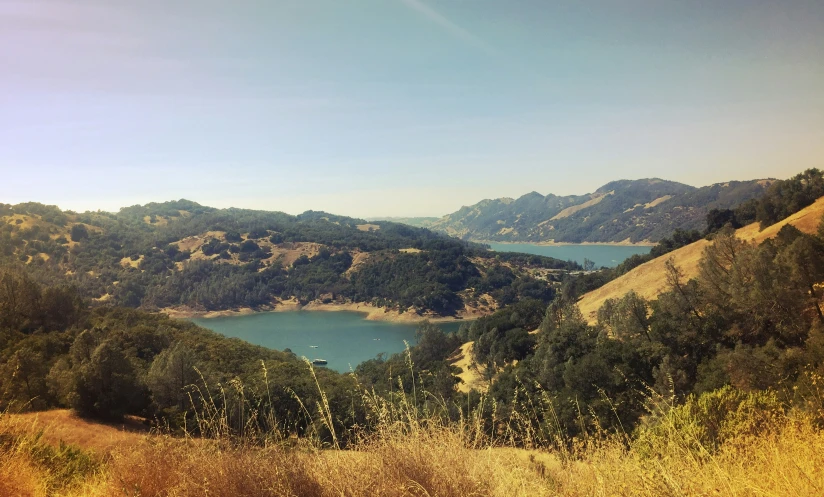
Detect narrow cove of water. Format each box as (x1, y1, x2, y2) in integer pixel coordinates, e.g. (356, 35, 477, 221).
(191, 311, 465, 373)
(486, 243, 651, 268)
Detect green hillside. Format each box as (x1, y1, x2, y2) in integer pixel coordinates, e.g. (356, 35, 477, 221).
(0, 200, 577, 318)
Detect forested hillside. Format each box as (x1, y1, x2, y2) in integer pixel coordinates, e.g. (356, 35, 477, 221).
(0, 200, 577, 318)
(430, 178, 770, 243)
(0, 267, 360, 439)
(453, 209, 824, 442)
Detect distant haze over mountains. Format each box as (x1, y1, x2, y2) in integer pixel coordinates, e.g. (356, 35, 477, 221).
(366, 217, 439, 228)
(423, 178, 773, 244)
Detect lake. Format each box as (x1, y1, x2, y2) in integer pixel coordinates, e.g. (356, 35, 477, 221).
(487, 243, 651, 268)
(191, 311, 465, 373)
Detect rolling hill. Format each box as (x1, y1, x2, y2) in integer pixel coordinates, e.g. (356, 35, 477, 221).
(0, 200, 577, 320)
(577, 195, 824, 323)
(429, 178, 771, 244)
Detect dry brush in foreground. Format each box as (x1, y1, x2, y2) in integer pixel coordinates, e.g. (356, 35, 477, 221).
(2, 397, 824, 497)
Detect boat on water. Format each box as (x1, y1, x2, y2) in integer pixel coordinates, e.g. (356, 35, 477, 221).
(309, 345, 319, 348)
(312, 359, 328, 365)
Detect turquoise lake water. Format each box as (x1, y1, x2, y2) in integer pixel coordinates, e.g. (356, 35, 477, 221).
(487, 243, 651, 268)
(191, 245, 648, 370)
(191, 311, 465, 373)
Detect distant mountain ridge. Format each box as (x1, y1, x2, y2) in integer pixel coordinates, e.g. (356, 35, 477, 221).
(430, 178, 772, 243)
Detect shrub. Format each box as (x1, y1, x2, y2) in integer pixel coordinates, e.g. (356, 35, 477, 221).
(635, 386, 785, 457)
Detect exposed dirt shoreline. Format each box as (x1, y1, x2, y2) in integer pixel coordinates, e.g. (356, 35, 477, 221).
(160, 299, 477, 324)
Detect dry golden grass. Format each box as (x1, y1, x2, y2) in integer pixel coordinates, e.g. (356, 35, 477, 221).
(577, 237, 711, 323)
(0, 452, 44, 497)
(103, 428, 557, 497)
(4, 408, 824, 497)
(3, 214, 40, 230)
(172, 230, 327, 269)
(550, 416, 824, 496)
(269, 241, 323, 267)
(578, 196, 824, 323)
(0, 412, 109, 497)
(143, 215, 170, 226)
(119, 255, 143, 269)
(356, 224, 381, 232)
(643, 194, 673, 208)
(10, 410, 148, 455)
(450, 341, 489, 394)
(344, 250, 372, 276)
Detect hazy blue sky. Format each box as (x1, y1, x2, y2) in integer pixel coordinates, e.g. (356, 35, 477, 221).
(1, 0, 823, 217)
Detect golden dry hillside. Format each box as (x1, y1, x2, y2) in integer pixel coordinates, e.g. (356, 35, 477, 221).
(8, 410, 148, 455)
(577, 196, 824, 323)
(3, 403, 824, 497)
(449, 341, 489, 394)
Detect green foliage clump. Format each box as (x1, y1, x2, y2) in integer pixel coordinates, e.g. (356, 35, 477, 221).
(70, 224, 88, 242)
(635, 387, 785, 456)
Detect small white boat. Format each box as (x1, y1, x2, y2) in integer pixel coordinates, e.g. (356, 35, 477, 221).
(310, 345, 319, 348)
(312, 358, 328, 365)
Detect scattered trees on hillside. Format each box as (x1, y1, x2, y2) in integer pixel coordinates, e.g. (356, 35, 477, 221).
(464, 214, 824, 440)
(1, 200, 573, 316)
(705, 169, 824, 234)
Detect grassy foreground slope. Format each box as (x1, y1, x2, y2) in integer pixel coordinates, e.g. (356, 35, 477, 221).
(578, 195, 824, 323)
(3, 398, 824, 497)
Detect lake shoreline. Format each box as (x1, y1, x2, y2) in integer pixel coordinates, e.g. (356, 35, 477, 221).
(160, 299, 477, 324)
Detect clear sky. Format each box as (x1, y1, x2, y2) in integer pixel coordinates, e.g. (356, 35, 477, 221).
(1, 0, 823, 217)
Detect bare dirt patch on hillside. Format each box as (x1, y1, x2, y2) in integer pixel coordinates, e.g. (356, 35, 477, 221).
(345, 250, 372, 276)
(356, 223, 380, 232)
(174, 231, 227, 253)
(459, 290, 498, 316)
(120, 255, 144, 269)
(550, 192, 611, 221)
(644, 195, 673, 208)
(172, 232, 325, 269)
(269, 242, 323, 267)
(450, 342, 488, 393)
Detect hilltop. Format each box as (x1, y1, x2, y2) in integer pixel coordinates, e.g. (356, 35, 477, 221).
(429, 178, 770, 243)
(577, 195, 824, 323)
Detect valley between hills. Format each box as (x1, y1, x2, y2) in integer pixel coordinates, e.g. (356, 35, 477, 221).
(3, 169, 824, 496)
